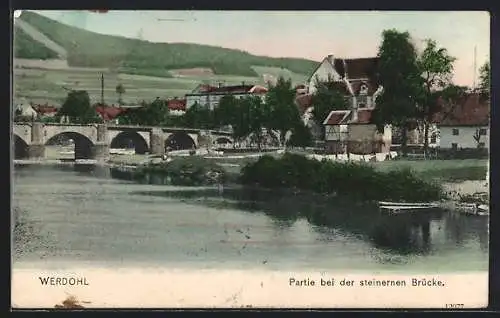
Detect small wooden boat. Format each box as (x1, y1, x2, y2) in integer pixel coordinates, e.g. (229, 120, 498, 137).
(378, 201, 440, 213)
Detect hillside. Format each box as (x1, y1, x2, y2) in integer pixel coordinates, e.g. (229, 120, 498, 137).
(15, 11, 318, 78)
(14, 25, 59, 60)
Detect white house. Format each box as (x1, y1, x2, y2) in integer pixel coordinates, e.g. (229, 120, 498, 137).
(185, 83, 268, 111)
(306, 55, 383, 110)
(434, 93, 490, 150)
(323, 108, 392, 155)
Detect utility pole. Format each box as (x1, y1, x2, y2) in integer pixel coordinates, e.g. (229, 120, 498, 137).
(473, 45, 477, 90)
(100, 72, 104, 105)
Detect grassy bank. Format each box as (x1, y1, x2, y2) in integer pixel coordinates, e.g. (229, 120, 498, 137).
(240, 153, 444, 202)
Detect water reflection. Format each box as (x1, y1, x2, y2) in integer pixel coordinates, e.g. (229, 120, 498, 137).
(12, 164, 489, 270)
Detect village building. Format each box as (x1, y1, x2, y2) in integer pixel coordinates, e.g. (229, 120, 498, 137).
(14, 99, 38, 120)
(32, 104, 58, 117)
(323, 108, 392, 155)
(433, 92, 490, 150)
(167, 98, 187, 116)
(94, 104, 127, 123)
(185, 83, 268, 111)
(306, 55, 383, 110)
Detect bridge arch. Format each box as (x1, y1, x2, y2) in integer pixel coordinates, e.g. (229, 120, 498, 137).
(110, 131, 149, 154)
(13, 134, 29, 159)
(165, 132, 196, 151)
(45, 132, 94, 160)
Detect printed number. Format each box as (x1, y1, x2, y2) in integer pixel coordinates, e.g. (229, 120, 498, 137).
(445, 304, 464, 309)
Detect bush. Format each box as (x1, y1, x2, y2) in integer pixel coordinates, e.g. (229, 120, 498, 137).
(240, 153, 444, 202)
(139, 156, 226, 186)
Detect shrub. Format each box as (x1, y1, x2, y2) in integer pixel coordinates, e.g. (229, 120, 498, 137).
(240, 154, 444, 202)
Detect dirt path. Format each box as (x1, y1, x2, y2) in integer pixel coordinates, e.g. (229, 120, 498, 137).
(16, 19, 67, 59)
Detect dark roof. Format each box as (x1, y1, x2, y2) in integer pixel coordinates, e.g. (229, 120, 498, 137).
(188, 84, 267, 95)
(342, 57, 379, 80)
(433, 93, 489, 126)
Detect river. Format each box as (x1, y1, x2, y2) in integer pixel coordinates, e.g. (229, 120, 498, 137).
(12, 164, 488, 273)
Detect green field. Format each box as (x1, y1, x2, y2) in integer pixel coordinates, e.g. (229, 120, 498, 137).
(370, 159, 488, 182)
(13, 66, 308, 105)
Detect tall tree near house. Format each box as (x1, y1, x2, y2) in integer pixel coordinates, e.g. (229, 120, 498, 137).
(56, 90, 101, 124)
(115, 83, 126, 104)
(248, 96, 271, 150)
(417, 39, 456, 156)
(310, 76, 349, 139)
(213, 95, 239, 128)
(266, 76, 300, 147)
(473, 129, 483, 148)
(372, 29, 424, 157)
(478, 61, 490, 101)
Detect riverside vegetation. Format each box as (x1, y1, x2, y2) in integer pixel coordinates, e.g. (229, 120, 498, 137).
(125, 153, 445, 203)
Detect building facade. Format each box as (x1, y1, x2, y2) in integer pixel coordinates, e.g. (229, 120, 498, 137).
(185, 84, 268, 111)
(433, 92, 490, 150)
(323, 108, 392, 155)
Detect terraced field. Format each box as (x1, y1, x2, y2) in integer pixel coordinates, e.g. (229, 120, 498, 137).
(14, 65, 308, 105)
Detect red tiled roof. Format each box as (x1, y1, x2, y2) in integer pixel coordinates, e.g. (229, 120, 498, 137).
(167, 98, 187, 111)
(33, 104, 58, 114)
(351, 108, 374, 124)
(95, 105, 126, 121)
(324, 110, 350, 125)
(295, 94, 313, 114)
(433, 93, 489, 126)
(324, 108, 375, 125)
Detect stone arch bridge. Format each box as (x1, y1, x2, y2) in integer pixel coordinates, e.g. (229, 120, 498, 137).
(13, 123, 234, 160)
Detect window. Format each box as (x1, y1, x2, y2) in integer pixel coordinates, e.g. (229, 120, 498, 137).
(479, 128, 487, 136)
(452, 128, 459, 136)
(478, 142, 486, 148)
(451, 143, 458, 150)
(430, 133, 437, 144)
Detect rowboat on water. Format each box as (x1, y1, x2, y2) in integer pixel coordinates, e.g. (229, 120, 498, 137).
(378, 201, 440, 213)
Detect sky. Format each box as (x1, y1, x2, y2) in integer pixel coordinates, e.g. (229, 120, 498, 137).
(33, 10, 490, 87)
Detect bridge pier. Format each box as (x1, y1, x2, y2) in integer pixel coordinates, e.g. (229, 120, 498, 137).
(27, 144, 45, 159)
(92, 124, 109, 161)
(150, 128, 165, 156)
(91, 143, 109, 161)
(28, 122, 45, 159)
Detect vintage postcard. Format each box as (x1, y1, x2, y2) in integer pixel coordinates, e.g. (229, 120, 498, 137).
(11, 10, 490, 309)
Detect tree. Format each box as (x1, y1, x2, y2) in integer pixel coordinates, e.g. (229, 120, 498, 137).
(56, 90, 101, 124)
(478, 61, 490, 101)
(213, 95, 239, 128)
(287, 122, 313, 149)
(372, 29, 424, 157)
(417, 39, 456, 155)
(115, 83, 126, 104)
(266, 76, 301, 147)
(248, 95, 271, 149)
(183, 102, 212, 129)
(310, 76, 349, 138)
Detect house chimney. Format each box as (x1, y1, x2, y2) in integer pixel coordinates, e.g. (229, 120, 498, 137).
(327, 54, 334, 64)
(342, 59, 348, 79)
